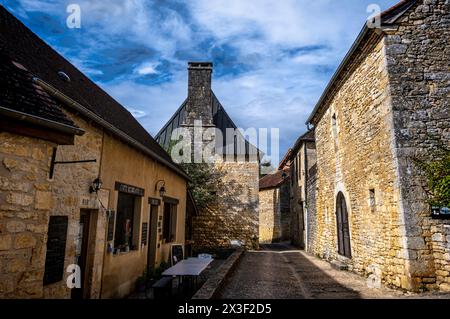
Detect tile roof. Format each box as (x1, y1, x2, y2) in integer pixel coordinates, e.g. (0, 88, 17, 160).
(259, 168, 290, 190)
(0, 5, 185, 176)
(0, 49, 81, 133)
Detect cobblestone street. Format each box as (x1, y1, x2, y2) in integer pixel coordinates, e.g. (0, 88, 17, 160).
(218, 243, 450, 299)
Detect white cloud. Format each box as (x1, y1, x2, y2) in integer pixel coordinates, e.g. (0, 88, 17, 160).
(10, 0, 399, 164)
(134, 61, 159, 75)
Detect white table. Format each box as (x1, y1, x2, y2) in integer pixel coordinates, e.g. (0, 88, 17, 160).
(162, 258, 214, 296)
(162, 258, 213, 276)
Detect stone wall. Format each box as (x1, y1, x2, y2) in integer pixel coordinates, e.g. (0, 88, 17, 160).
(313, 33, 410, 289)
(44, 109, 105, 298)
(0, 132, 55, 298)
(259, 188, 281, 244)
(306, 164, 318, 255)
(384, 0, 450, 291)
(279, 182, 291, 241)
(193, 161, 259, 251)
(290, 141, 317, 248)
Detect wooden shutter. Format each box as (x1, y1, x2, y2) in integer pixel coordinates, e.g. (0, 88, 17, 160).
(342, 198, 352, 258)
(170, 204, 178, 242)
(336, 204, 344, 256)
(43, 216, 68, 285)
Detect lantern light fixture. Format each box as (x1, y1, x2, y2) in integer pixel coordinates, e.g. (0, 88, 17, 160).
(89, 177, 102, 194)
(155, 180, 166, 198)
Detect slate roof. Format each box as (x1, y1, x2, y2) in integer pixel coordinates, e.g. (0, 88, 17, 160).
(259, 168, 290, 190)
(0, 5, 187, 178)
(155, 92, 260, 159)
(0, 49, 81, 133)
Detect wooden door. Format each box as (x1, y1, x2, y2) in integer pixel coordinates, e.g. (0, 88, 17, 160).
(71, 210, 91, 299)
(336, 192, 351, 258)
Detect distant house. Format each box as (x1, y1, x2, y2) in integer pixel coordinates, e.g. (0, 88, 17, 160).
(259, 129, 316, 247)
(156, 62, 260, 251)
(306, 0, 450, 291)
(0, 5, 192, 299)
(258, 163, 291, 244)
(286, 130, 316, 249)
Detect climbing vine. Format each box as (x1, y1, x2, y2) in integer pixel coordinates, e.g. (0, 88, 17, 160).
(165, 138, 219, 209)
(414, 144, 450, 208)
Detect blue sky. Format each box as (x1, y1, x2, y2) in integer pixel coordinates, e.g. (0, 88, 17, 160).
(2, 0, 398, 165)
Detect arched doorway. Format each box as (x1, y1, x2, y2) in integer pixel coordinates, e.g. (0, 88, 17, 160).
(336, 192, 351, 258)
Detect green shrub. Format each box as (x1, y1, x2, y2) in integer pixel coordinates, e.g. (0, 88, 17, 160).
(414, 145, 450, 207)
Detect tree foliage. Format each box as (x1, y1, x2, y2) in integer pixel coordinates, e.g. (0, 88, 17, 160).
(166, 138, 219, 209)
(181, 163, 217, 209)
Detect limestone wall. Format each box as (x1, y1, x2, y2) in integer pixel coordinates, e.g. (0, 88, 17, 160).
(313, 33, 409, 289)
(45, 110, 104, 299)
(384, 0, 450, 291)
(193, 161, 259, 251)
(259, 188, 281, 244)
(0, 132, 55, 298)
(306, 165, 317, 255)
(279, 182, 291, 241)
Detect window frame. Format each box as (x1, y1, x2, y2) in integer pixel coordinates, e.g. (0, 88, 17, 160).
(162, 197, 179, 244)
(114, 191, 142, 251)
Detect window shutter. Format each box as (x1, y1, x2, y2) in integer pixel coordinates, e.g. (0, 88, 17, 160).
(170, 205, 178, 241)
(43, 216, 68, 285)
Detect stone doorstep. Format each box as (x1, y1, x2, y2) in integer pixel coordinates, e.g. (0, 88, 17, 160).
(192, 249, 244, 299)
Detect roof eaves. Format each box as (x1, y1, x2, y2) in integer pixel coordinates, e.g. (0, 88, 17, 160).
(306, 0, 417, 126)
(0, 105, 85, 136)
(34, 77, 190, 181)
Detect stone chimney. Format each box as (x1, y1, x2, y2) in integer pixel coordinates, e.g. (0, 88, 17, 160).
(184, 62, 213, 126)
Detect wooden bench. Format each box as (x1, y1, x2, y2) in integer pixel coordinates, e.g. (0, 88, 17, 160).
(152, 277, 173, 299)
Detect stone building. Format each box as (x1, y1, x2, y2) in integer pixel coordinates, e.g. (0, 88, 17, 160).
(306, 0, 450, 291)
(156, 62, 260, 251)
(258, 162, 290, 244)
(0, 48, 83, 298)
(286, 130, 316, 248)
(0, 5, 191, 299)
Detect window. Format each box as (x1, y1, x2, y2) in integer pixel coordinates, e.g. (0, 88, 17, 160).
(369, 189, 376, 209)
(163, 202, 178, 243)
(332, 114, 338, 138)
(115, 192, 141, 251)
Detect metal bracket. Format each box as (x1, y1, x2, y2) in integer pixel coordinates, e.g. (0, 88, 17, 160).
(49, 147, 97, 179)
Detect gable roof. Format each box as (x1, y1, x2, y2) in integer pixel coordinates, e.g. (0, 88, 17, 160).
(155, 91, 260, 159)
(306, 0, 418, 125)
(0, 5, 188, 180)
(278, 148, 293, 170)
(292, 129, 315, 153)
(259, 168, 290, 190)
(0, 49, 83, 136)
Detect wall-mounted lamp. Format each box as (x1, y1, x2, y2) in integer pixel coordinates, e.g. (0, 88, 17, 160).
(155, 180, 166, 198)
(89, 177, 103, 194)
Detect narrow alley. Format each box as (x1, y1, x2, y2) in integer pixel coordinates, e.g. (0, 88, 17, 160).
(218, 243, 449, 299)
